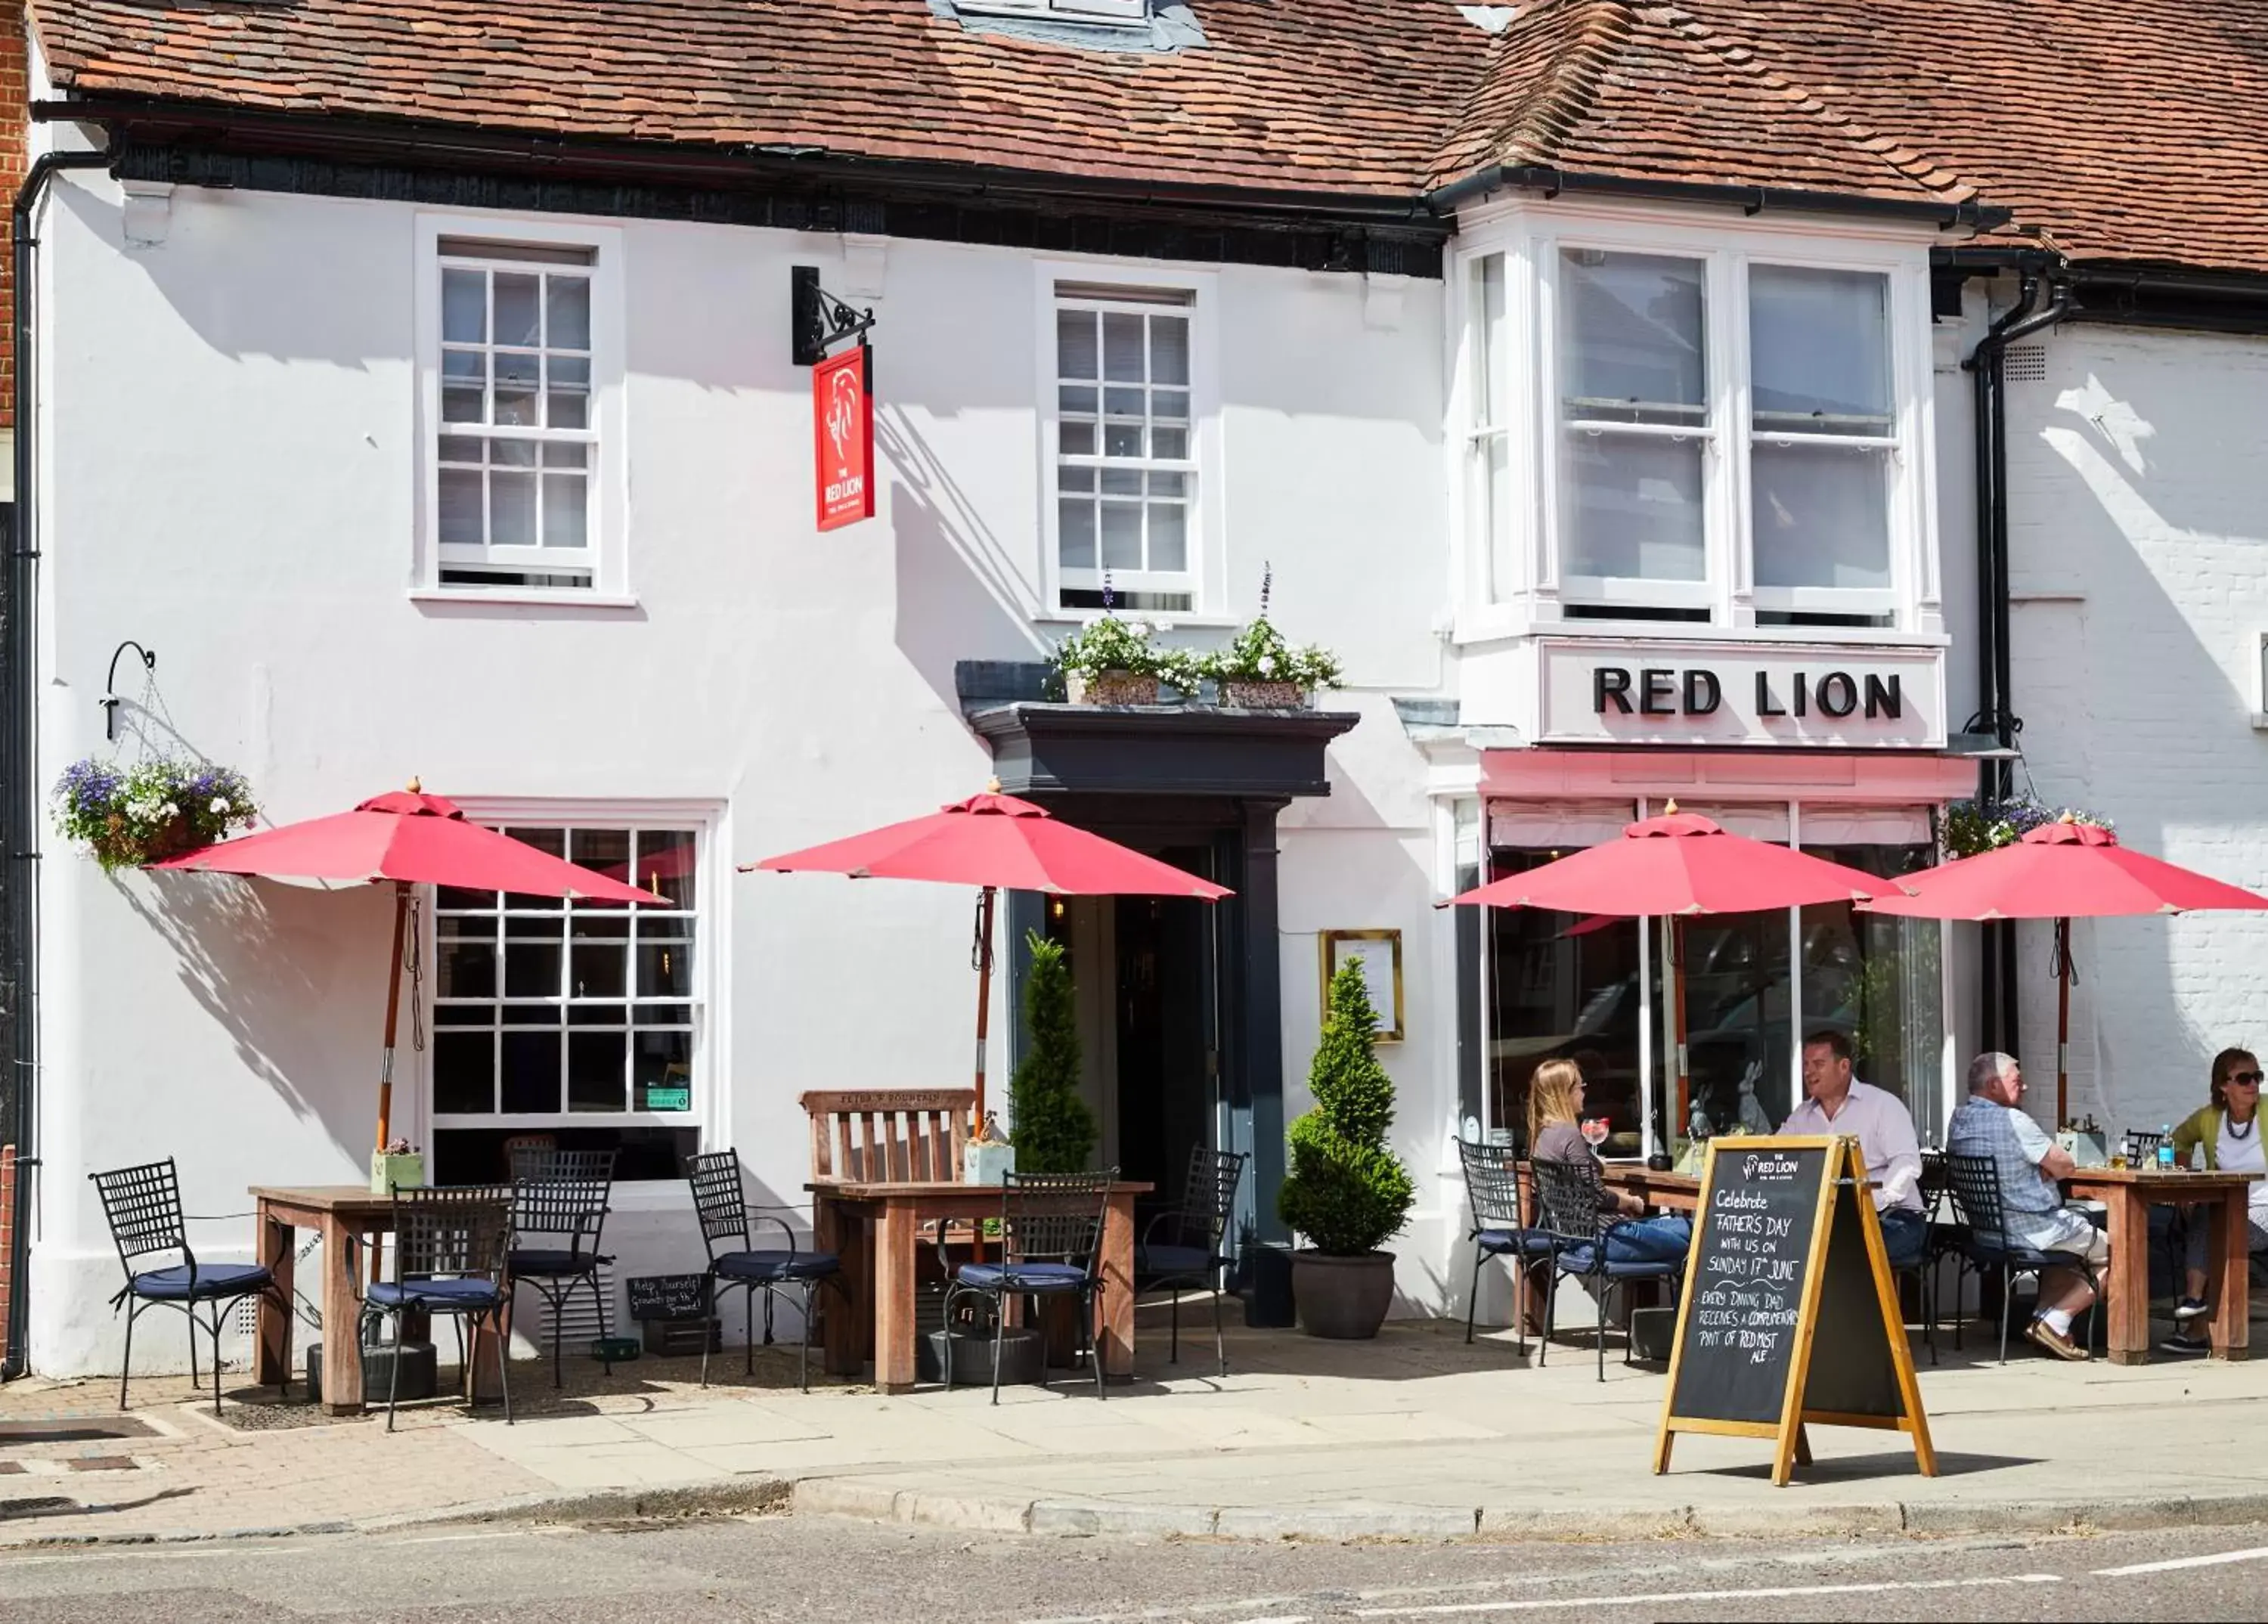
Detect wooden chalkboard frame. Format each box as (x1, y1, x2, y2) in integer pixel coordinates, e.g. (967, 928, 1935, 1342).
(1653, 1134, 1936, 1487)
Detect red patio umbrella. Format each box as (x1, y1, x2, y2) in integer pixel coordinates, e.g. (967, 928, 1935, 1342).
(1862, 818, 2268, 1123)
(1448, 804, 1900, 1140)
(153, 783, 654, 1148)
(746, 788, 1231, 1119)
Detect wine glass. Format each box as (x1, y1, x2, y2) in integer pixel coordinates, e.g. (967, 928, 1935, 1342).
(1580, 1117, 1611, 1152)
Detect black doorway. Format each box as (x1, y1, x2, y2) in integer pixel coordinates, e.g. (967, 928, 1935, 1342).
(1108, 853, 1216, 1195)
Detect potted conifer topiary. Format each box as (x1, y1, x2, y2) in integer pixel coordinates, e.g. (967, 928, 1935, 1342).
(1277, 959, 1414, 1338)
(1005, 931, 1095, 1174)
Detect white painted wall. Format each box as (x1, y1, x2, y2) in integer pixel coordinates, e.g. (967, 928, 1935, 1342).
(23, 174, 1457, 1373)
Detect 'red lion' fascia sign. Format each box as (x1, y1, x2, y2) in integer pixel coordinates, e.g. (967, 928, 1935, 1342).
(813, 344, 873, 531)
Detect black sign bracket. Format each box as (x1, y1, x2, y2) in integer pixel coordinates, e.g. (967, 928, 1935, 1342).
(792, 265, 875, 367)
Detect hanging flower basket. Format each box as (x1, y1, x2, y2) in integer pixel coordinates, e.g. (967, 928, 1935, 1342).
(53, 756, 259, 873)
(1941, 798, 2112, 861)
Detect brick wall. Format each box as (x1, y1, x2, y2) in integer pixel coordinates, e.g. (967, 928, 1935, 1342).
(0, 1145, 16, 1368)
(0, 2, 23, 433)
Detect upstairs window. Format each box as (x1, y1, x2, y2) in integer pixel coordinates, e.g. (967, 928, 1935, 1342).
(1051, 283, 1199, 612)
(958, 0, 1148, 23)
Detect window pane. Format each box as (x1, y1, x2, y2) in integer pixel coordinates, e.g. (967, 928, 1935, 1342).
(1560, 249, 1706, 423)
(494, 273, 542, 347)
(494, 352, 540, 426)
(1104, 423, 1142, 459)
(1751, 443, 1891, 589)
(1058, 498, 1096, 569)
(1148, 501, 1187, 573)
(491, 470, 537, 547)
(492, 438, 538, 467)
(438, 435, 484, 466)
(1059, 420, 1095, 457)
(1482, 435, 1514, 603)
(1059, 466, 1095, 494)
(504, 940, 562, 997)
(1059, 385, 1097, 414)
(1684, 907, 1795, 1140)
(547, 355, 590, 430)
(438, 939, 495, 1000)
(1102, 313, 1145, 382)
(636, 830, 698, 907)
(1100, 502, 1142, 569)
(572, 828, 631, 882)
(1798, 841, 1944, 1142)
(547, 275, 591, 350)
(438, 469, 484, 545)
(635, 1030, 695, 1110)
(1472, 253, 1505, 423)
(543, 473, 587, 550)
(568, 1031, 627, 1112)
(1750, 265, 1891, 434)
(1560, 429, 1706, 581)
(1154, 389, 1189, 423)
(1150, 315, 1190, 386)
(500, 1031, 561, 1114)
(1151, 426, 1187, 460)
(442, 387, 484, 426)
(442, 268, 486, 344)
(432, 1031, 494, 1115)
(637, 941, 692, 999)
(1057, 311, 1098, 380)
(571, 941, 627, 1000)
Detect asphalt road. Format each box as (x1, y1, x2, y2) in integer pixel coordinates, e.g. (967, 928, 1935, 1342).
(2, 1514, 2267, 1622)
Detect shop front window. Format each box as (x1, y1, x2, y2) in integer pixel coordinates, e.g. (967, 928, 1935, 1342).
(1798, 838, 1945, 1141)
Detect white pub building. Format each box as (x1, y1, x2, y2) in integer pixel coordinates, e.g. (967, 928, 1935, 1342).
(7, 0, 2267, 1375)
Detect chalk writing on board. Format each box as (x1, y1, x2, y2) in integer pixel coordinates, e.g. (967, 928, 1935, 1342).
(1691, 1182, 1802, 1362)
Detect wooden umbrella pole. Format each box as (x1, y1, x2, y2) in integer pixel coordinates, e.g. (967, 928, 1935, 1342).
(375, 880, 411, 1150)
(2056, 915, 2071, 1129)
(971, 885, 997, 1123)
(1672, 916, 1691, 1139)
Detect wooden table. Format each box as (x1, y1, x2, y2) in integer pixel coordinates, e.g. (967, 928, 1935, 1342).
(250, 1185, 508, 1415)
(1600, 1164, 1703, 1213)
(2061, 1167, 2260, 1365)
(809, 1179, 1151, 1394)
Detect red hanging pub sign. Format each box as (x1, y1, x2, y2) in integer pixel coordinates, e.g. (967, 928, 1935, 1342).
(813, 344, 873, 532)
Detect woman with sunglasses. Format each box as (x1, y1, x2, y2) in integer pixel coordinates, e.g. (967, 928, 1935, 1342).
(2162, 1047, 2268, 1353)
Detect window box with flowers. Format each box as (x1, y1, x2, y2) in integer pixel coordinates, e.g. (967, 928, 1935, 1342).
(52, 757, 258, 872)
(1053, 612, 1202, 706)
(1206, 619, 1343, 710)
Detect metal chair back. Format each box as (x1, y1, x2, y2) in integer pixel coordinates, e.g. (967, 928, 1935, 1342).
(1530, 1158, 1606, 1244)
(510, 1146, 615, 1261)
(1000, 1170, 1113, 1278)
(390, 1186, 512, 1287)
(686, 1150, 750, 1260)
(1161, 1146, 1245, 1254)
(1457, 1139, 1526, 1235)
(2125, 1129, 2168, 1164)
(89, 1158, 193, 1278)
(1941, 1152, 2009, 1242)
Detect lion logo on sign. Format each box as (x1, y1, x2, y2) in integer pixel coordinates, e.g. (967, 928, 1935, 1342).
(825, 362, 862, 463)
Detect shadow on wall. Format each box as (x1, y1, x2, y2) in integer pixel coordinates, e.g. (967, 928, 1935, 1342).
(875, 404, 1050, 714)
(114, 872, 394, 1162)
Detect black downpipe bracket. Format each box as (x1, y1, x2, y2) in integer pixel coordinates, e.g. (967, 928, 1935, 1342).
(1963, 267, 2071, 1058)
(3, 145, 115, 1381)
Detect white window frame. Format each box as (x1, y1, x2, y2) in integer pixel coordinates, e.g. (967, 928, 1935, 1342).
(1035, 260, 1223, 619)
(415, 800, 725, 1179)
(958, 0, 1148, 23)
(412, 214, 630, 600)
(1447, 203, 1938, 643)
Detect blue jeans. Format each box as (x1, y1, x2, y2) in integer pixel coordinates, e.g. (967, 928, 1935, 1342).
(1602, 1215, 1692, 1264)
(1878, 1207, 1927, 1270)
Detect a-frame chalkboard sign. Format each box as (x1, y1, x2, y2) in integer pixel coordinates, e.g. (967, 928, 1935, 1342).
(1653, 1134, 1935, 1487)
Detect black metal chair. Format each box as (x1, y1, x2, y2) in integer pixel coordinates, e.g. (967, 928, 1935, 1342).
(1135, 1145, 1247, 1375)
(359, 1185, 515, 1432)
(508, 1145, 617, 1388)
(90, 1158, 281, 1416)
(942, 1169, 1114, 1405)
(686, 1149, 844, 1393)
(1530, 1158, 1684, 1382)
(1456, 1139, 1557, 1355)
(1942, 1152, 2101, 1363)
(2125, 1129, 2169, 1166)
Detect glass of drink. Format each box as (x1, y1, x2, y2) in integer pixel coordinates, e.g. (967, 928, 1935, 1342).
(1581, 1117, 1611, 1151)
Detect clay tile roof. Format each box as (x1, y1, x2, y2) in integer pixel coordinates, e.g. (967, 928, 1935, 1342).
(27, 0, 2268, 275)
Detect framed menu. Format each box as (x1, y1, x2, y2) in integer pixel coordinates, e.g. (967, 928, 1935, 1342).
(1320, 928, 1403, 1043)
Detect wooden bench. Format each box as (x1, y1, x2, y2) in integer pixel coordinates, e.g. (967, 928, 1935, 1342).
(801, 1089, 974, 1185)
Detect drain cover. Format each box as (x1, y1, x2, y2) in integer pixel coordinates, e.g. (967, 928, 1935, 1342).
(0, 1418, 158, 1446)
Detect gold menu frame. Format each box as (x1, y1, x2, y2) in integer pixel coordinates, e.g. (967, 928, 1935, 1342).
(1319, 928, 1404, 1043)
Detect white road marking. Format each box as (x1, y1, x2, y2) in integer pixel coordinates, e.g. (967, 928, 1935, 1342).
(1349, 1573, 2063, 1616)
(2093, 1544, 2268, 1576)
(1229, 1616, 1312, 1623)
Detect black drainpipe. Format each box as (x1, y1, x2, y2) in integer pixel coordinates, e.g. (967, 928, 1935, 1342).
(3, 144, 115, 1381)
(1962, 265, 2071, 1057)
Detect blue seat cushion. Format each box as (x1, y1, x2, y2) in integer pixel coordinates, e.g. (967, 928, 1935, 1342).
(130, 1263, 272, 1301)
(1137, 1243, 1215, 1277)
(1553, 1247, 1680, 1278)
(368, 1277, 503, 1309)
(955, 1261, 1089, 1292)
(509, 1247, 600, 1277)
(714, 1250, 840, 1283)
(1476, 1229, 1556, 1257)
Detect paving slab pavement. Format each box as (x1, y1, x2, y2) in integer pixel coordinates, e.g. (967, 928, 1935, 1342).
(7, 1316, 2268, 1545)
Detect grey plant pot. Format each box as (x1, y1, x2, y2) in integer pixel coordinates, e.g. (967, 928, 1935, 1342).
(1290, 1250, 1396, 1340)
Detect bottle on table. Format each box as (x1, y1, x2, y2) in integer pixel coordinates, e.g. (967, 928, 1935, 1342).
(2158, 1124, 2177, 1171)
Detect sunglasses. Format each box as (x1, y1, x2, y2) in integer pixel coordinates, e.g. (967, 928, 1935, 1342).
(2229, 1072, 2263, 1087)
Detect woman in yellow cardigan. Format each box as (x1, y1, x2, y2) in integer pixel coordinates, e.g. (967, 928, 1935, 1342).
(2163, 1047, 2268, 1353)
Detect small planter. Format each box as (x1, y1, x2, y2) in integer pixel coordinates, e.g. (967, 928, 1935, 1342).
(1065, 670, 1160, 707)
(1290, 1249, 1396, 1340)
(370, 1150, 425, 1195)
(1219, 679, 1309, 710)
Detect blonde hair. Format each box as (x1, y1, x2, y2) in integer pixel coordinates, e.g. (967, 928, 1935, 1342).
(1528, 1058, 1586, 1145)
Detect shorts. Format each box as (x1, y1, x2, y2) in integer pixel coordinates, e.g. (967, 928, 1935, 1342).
(2005, 1206, 2110, 1268)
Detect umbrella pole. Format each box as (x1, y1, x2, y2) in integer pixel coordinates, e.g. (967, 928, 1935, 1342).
(971, 885, 997, 1123)
(2056, 915, 2071, 1128)
(1672, 916, 1690, 1140)
(376, 880, 411, 1150)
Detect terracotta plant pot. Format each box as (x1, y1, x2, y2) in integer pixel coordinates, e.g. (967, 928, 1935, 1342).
(1065, 670, 1161, 706)
(1220, 679, 1309, 710)
(1290, 1249, 1396, 1339)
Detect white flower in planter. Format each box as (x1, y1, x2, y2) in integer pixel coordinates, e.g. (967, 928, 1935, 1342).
(209, 797, 231, 814)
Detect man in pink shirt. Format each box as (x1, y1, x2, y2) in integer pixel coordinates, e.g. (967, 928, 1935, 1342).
(1780, 1029, 1927, 1267)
